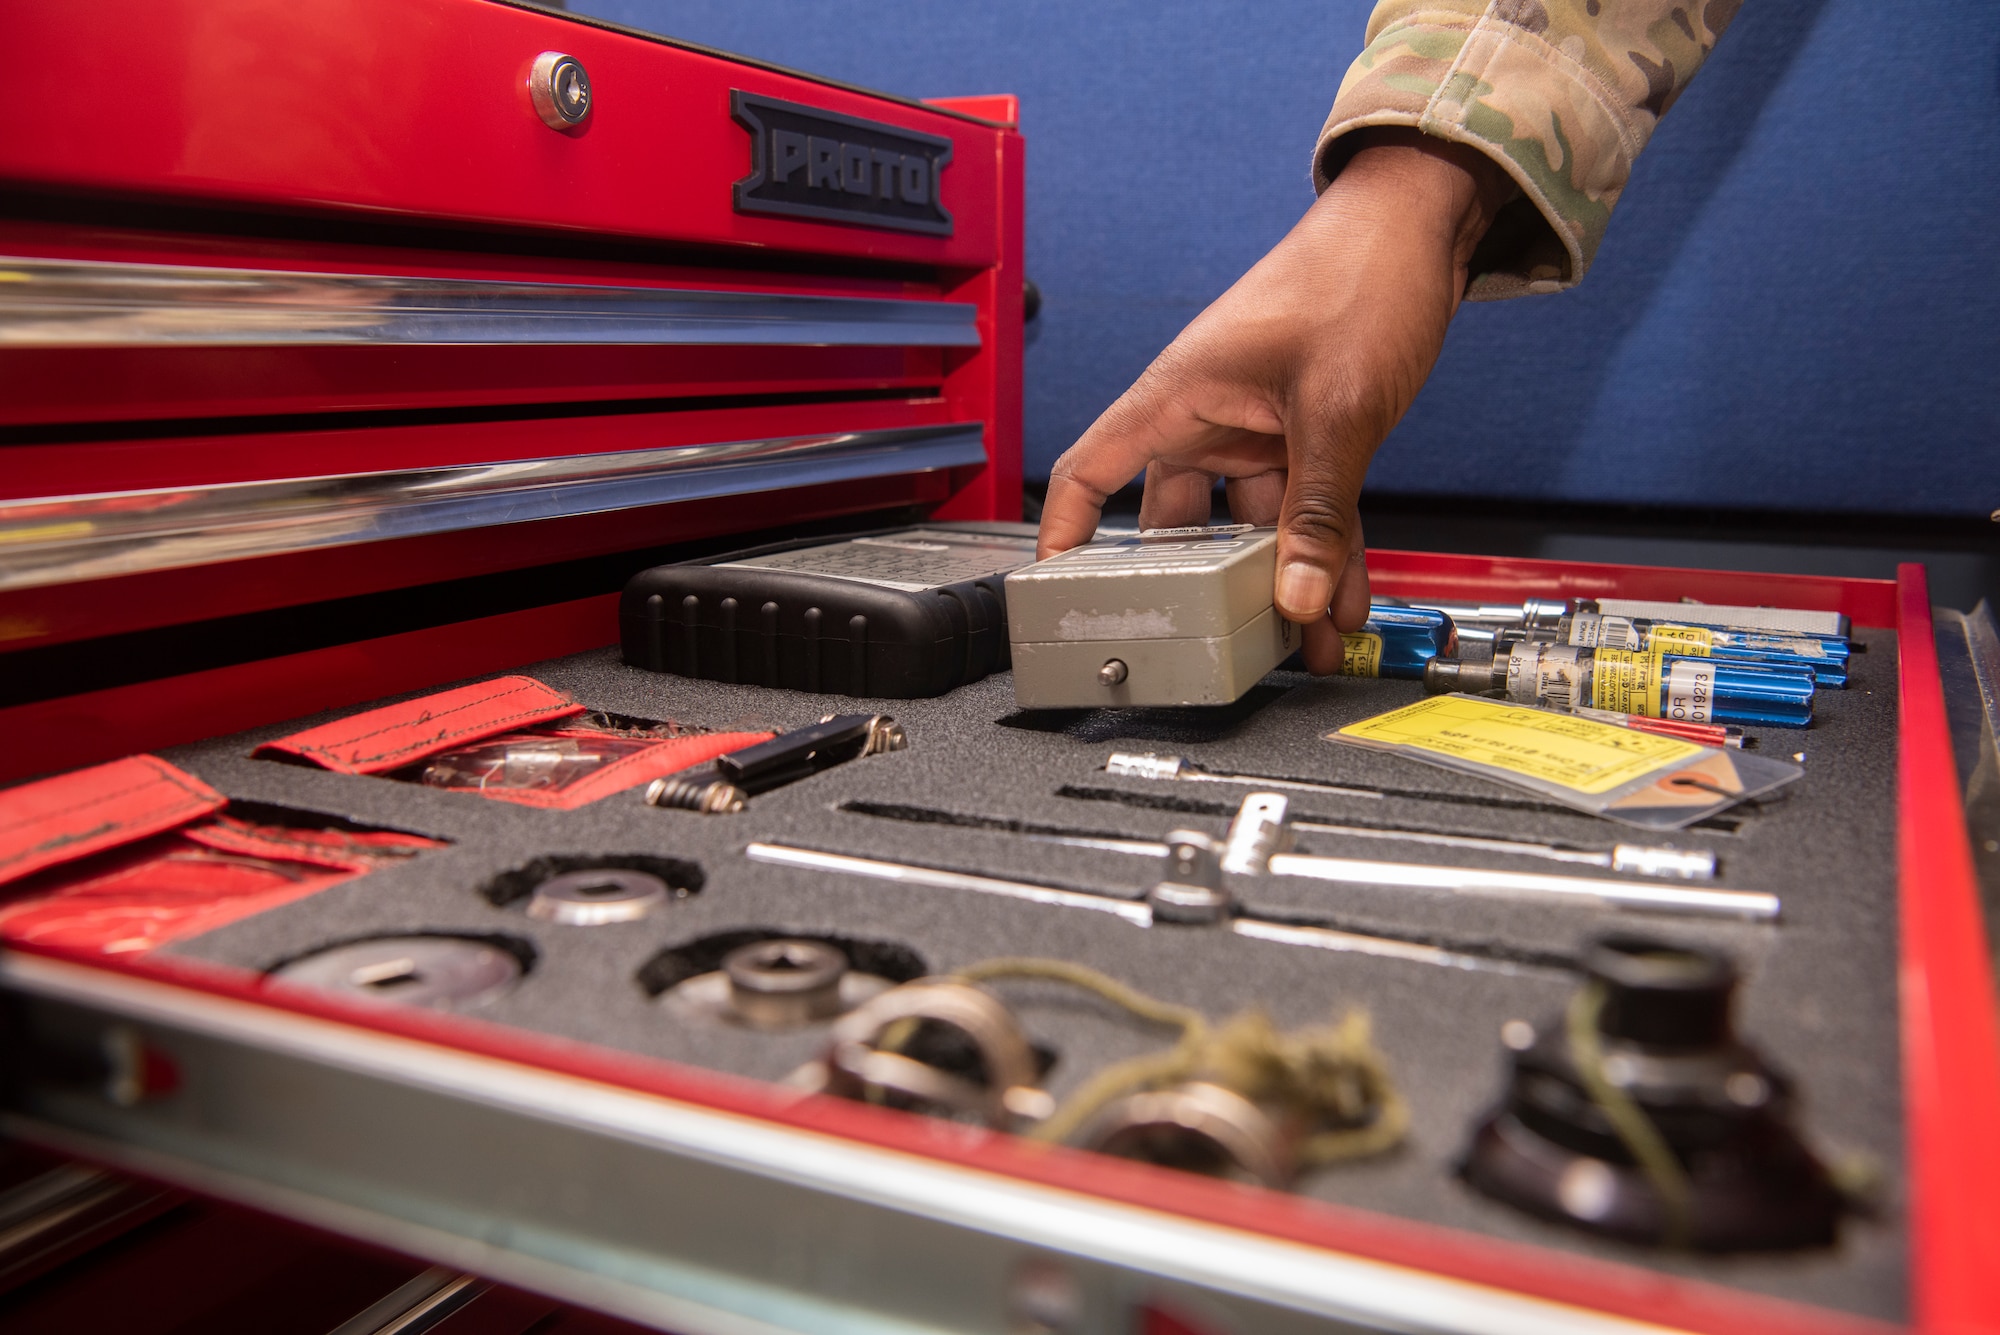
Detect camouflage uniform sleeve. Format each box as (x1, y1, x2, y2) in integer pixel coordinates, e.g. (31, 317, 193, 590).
(1316, 0, 1743, 299)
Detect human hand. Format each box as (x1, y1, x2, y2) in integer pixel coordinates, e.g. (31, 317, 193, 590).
(1037, 130, 1511, 673)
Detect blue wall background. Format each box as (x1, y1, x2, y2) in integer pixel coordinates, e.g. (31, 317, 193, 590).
(580, 0, 2000, 518)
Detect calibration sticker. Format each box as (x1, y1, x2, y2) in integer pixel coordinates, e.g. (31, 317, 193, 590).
(1333, 694, 1703, 796)
(1338, 632, 1384, 678)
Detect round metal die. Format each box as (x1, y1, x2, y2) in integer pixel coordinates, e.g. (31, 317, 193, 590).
(528, 51, 592, 129)
(528, 869, 669, 926)
(1083, 1081, 1289, 1187)
(272, 937, 520, 1010)
(723, 938, 849, 1028)
(661, 953, 893, 1031)
(822, 980, 1043, 1128)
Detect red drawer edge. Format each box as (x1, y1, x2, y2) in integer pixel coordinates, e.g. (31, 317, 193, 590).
(1893, 565, 2000, 1334)
(1367, 548, 1898, 630)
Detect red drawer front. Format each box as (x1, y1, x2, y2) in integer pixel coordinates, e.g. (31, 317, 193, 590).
(3, 0, 1006, 268)
(0, 341, 940, 430)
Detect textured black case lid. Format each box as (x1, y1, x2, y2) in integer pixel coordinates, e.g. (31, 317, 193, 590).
(620, 526, 1031, 698)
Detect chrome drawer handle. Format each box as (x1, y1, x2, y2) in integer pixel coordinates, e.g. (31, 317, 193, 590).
(0, 422, 988, 590)
(0, 256, 980, 348)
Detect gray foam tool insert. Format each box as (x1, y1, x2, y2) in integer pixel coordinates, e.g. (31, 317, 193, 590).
(158, 628, 1905, 1321)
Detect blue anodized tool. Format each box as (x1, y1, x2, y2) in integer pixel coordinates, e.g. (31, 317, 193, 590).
(1340, 605, 1458, 680)
(1423, 641, 1817, 728)
(1529, 614, 1849, 688)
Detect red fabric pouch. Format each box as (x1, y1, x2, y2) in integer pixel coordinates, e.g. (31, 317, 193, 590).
(253, 675, 586, 775)
(0, 754, 224, 886)
(0, 756, 443, 956)
(255, 674, 771, 811)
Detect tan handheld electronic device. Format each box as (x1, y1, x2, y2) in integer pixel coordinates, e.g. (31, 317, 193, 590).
(1005, 525, 1298, 708)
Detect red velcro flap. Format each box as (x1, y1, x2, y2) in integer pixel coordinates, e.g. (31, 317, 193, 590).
(254, 676, 584, 775)
(183, 816, 444, 872)
(0, 755, 226, 888)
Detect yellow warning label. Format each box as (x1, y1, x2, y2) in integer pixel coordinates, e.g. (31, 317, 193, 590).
(1334, 694, 1701, 795)
(1590, 649, 1665, 718)
(1646, 624, 1714, 656)
(1339, 632, 1384, 677)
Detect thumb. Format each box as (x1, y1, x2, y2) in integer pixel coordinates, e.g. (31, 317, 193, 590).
(1272, 423, 1368, 625)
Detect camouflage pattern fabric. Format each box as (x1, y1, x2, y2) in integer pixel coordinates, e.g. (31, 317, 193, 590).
(1317, 0, 1743, 299)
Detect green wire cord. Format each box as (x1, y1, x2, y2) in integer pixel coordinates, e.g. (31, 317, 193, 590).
(1565, 981, 1694, 1247)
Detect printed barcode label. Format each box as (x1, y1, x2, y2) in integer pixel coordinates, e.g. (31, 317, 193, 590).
(1540, 669, 1574, 710)
(1569, 614, 1642, 650)
(1666, 658, 1715, 724)
(1590, 648, 1664, 718)
(1510, 644, 1584, 712)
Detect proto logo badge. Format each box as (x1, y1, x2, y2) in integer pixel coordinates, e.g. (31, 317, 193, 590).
(731, 91, 953, 236)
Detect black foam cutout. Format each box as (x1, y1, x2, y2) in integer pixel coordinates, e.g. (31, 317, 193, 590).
(1056, 781, 1743, 832)
(996, 681, 1296, 743)
(263, 930, 540, 977)
(221, 799, 453, 841)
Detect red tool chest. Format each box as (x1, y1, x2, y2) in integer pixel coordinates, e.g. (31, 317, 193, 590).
(1, 5, 1996, 1335)
(0, 0, 1021, 779)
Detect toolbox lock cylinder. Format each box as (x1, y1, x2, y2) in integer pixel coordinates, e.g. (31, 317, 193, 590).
(527, 52, 591, 131)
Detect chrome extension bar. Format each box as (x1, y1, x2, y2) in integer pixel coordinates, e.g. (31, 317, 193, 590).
(0, 424, 988, 591)
(0, 257, 981, 347)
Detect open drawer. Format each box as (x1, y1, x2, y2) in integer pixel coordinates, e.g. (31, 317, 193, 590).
(0, 550, 1991, 1335)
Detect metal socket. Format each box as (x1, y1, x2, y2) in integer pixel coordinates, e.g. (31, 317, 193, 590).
(722, 939, 850, 1029)
(528, 869, 668, 926)
(272, 937, 521, 1010)
(815, 980, 1047, 1129)
(1082, 1081, 1290, 1187)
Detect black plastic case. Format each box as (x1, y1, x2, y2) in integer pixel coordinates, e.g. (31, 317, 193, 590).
(620, 525, 1038, 697)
